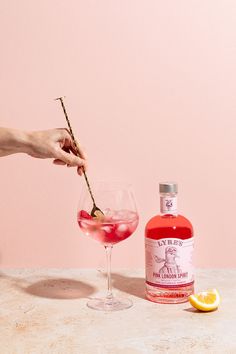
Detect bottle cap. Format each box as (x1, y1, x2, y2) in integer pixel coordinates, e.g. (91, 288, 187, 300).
(159, 182, 178, 194)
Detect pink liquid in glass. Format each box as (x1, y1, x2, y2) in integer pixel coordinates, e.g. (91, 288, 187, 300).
(77, 209, 139, 245)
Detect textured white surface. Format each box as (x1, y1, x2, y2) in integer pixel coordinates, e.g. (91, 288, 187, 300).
(0, 269, 235, 354)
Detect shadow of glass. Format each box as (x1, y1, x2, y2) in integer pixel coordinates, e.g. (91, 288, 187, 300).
(109, 273, 146, 300)
(0, 272, 96, 300)
(183, 307, 217, 313)
(24, 278, 96, 299)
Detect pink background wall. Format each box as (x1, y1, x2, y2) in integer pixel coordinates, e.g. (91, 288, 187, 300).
(0, 1, 235, 268)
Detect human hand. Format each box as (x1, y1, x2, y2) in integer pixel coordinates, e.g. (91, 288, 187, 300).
(26, 128, 87, 175)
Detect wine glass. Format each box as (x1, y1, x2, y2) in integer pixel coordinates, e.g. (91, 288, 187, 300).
(77, 181, 139, 311)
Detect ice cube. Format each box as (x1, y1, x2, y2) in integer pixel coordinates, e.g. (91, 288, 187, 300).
(79, 221, 90, 232)
(111, 214, 120, 221)
(102, 226, 113, 234)
(103, 209, 116, 222)
(104, 208, 114, 216)
(125, 211, 137, 221)
(117, 224, 128, 233)
(111, 210, 126, 221)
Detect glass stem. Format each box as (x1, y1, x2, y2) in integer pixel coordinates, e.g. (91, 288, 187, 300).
(105, 245, 113, 303)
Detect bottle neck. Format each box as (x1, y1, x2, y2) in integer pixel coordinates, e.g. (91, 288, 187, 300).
(160, 193, 178, 216)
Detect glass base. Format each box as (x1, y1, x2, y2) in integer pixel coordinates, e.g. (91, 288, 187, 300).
(87, 297, 133, 311)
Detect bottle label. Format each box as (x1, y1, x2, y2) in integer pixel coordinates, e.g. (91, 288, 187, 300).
(160, 196, 177, 214)
(145, 237, 194, 287)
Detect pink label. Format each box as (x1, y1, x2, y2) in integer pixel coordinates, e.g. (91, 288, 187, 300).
(145, 237, 194, 287)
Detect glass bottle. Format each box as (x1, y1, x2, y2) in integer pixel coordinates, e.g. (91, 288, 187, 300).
(145, 182, 194, 303)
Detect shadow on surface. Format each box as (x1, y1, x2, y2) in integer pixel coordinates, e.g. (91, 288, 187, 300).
(24, 278, 96, 299)
(183, 307, 217, 313)
(0, 271, 96, 300)
(109, 273, 146, 300)
(184, 307, 200, 313)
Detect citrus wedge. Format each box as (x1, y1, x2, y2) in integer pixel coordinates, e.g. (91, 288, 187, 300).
(189, 289, 220, 312)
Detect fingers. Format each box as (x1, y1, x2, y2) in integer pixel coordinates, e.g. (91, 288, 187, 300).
(62, 143, 87, 163)
(55, 129, 88, 176)
(69, 139, 87, 160)
(54, 148, 87, 168)
(75, 141, 87, 160)
(65, 137, 88, 172)
(61, 129, 87, 160)
(77, 166, 84, 176)
(53, 158, 85, 176)
(53, 159, 66, 165)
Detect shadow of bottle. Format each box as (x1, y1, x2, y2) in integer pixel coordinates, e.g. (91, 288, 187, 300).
(107, 272, 146, 300)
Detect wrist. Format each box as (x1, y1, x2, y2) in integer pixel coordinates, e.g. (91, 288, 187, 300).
(8, 128, 31, 155)
(18, 130, 34, 155)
